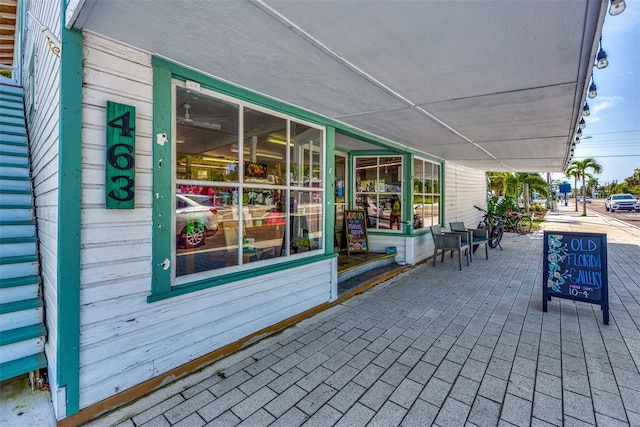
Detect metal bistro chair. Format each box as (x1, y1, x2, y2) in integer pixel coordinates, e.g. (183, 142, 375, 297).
(450, 221, 489, 261)
(430, 225, 470, 270)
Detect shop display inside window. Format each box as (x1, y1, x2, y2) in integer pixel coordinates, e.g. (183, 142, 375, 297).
(413, 159, 441, 229)
(354, 156, 402, 231)
(174, 85, 324, 278)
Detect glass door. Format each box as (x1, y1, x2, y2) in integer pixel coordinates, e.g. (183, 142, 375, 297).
(334, 152, 348, 251)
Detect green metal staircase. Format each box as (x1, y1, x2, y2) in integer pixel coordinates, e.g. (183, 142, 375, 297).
(0, 82, 47, 381)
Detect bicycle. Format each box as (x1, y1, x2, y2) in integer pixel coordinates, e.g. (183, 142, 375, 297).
(474, 205, 504, 249)
(501, 211, 533, 235)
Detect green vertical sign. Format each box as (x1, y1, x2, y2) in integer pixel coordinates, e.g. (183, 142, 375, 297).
(106, 101, 136, 209)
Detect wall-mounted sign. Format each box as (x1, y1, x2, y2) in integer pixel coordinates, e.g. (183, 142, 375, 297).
(344, 210, 369, 255)
(543, 231, 609, 324)
(106, 101, 136, 209)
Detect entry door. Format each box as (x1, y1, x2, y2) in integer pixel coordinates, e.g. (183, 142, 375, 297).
(334, 152, 347, 251)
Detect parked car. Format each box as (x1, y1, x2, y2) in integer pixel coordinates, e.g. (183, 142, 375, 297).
(364, 197, 380, 226)
(176, 194, 219, 248)
(605, 194, 640, 213)
(182, 193, 214, 206)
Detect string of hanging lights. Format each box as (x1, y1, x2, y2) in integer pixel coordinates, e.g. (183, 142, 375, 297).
(566, 0, 625, 169)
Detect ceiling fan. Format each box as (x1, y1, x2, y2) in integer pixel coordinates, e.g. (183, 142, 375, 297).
(178, 103, 223, 131)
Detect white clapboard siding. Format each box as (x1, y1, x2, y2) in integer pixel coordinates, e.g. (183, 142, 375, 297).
(444, 162, 488, 228)
(410, 232, 436, 264)
(78, 260, 333, 408)
(80, 260, 331, 349)
(22, 0, 62, 405)
(406, 162, 486, 265)
(367, 234, 406, 263)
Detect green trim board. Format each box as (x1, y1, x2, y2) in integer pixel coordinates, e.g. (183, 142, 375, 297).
(57, 19, 83, 415)
(324, 127, 336, 255)
(151, 65, 173, 297)
(0, 323, 46, 345)
(404, 152, 413, 232)
(439, 162, 445, 225)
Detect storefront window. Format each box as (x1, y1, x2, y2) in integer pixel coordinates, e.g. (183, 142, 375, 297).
(354, 156, 402, 231)
(174, 84, 324, 278)
(413, 158, 441, 229)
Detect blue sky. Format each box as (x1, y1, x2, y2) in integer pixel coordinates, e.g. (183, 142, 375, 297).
(554, 3, 640, 186)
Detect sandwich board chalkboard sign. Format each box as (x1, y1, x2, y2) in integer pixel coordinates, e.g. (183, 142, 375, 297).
(344, 210, 369, 255)
(543, 231, 609, 324)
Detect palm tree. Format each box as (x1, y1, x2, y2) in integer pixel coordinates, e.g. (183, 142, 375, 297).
(502, 173, 518, 198)
(587, 177, 599, 198)
(499, 172, 548, 210)
(487, 172, 509, 197)
(624, 168, 640, 189)
(520, 173, 548, 206)
(570, 158, 603, 216)
(565, 163, 579, 212)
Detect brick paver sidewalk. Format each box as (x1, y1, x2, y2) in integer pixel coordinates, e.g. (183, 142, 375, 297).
(89, 206, 640, 427)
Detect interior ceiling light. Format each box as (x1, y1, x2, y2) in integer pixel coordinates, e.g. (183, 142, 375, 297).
(178, 103, 222, 131)
(229, 147, 284, 160)
(588, 77, 597, 98)
(609, 0, 626, 15)
(583, 103, 591, 116)
(579, 118, 586, 129)
(267, 136, 293, 147)
(596, 38, 609, 69)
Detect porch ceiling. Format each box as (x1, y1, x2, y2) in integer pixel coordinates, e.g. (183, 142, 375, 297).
(0, 0, 17, 67)
(70, 0, 606, 172)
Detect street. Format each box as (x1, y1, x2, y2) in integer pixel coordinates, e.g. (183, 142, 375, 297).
(572, 198, 640, 228)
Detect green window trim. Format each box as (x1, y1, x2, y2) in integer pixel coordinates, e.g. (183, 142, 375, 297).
(151, 59, 335, 300)
(412, 157, 444, 230)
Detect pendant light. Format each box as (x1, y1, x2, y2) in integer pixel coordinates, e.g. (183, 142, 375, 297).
(583, 103, 590, 117)
(588, 77, 597, 98)
(579, 118, 586, 129)
(609, 0, 626, 16)
(596, 38, 608, 69)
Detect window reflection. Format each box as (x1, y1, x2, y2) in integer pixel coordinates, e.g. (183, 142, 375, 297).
(176, 87, 239, 182)
(174, 85, 324, 279)
(355, 156, 402, 231)
(291, 123, 323, 188)
(413, 159, 441, 229)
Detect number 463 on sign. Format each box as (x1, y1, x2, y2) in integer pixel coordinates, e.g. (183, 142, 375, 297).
(106, 101, 136, 209)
